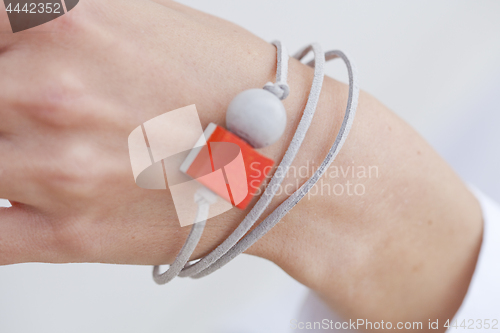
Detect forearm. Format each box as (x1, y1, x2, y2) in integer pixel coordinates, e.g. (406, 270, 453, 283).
(240, 57, 483, 328)
(159, 25, 483, 325)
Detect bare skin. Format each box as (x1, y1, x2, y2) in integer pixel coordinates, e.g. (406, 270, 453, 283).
(0, 0, 483, 331)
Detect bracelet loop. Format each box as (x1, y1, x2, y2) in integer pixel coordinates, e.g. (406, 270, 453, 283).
(153, 41, 359, 283)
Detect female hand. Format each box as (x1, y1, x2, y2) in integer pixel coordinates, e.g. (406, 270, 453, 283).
(0, 0, 483, 329)
(0, 0, 292, 265)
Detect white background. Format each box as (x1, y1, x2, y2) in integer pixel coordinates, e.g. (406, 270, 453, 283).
(1, 1, 500, 332)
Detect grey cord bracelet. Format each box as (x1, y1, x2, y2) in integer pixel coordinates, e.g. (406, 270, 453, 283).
(152, 40, 290, 284)
(153, 41, 359, 284)
(189, 48, 359, 279)
(152, 187, 216, 284)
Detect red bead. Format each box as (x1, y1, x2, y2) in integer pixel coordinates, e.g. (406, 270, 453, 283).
(181, 123, 274, 209)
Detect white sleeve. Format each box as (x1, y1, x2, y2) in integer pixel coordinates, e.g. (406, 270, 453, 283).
(447, 188, 500, 331)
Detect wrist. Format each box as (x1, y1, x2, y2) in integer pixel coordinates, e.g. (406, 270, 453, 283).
(179, 40, 318, 262)
(252, 74, 483, 326)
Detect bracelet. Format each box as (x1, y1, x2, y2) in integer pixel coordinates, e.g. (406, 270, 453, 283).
(153, 41, 359, 284)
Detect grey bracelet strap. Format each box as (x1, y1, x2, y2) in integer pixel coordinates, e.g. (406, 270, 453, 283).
(263, 40, 290, 100)
(190, 49, 359, 279)
(178, 43, 325, 278)
(152, 41, 290, 283)
(152, 188, 216, 284)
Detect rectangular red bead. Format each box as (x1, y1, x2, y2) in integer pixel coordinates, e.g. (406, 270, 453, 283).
(181, 123, 274, 209)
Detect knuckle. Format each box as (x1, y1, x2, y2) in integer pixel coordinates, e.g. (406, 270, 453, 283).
(21, 71, 87, 126)
(42, 143, 102, 198)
